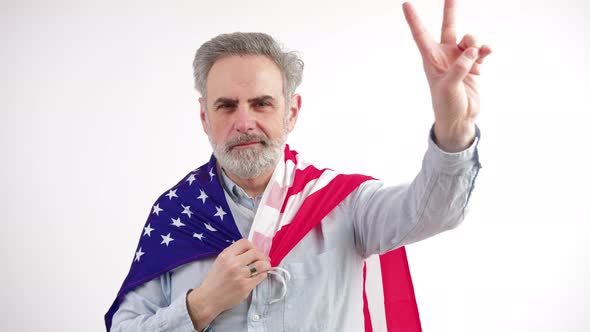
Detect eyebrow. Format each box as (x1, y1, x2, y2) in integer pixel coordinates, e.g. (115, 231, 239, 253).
(213, 95, 276, 106)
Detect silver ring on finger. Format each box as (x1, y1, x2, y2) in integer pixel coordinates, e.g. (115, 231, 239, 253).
(248, 263, 258, 277)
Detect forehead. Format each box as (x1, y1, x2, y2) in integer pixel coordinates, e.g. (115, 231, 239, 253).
(206, 55, 284, 101)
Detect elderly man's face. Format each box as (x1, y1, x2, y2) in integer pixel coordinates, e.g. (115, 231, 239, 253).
(199, 55, 300, 179)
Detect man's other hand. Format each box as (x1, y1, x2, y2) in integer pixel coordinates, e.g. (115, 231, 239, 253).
(403, 0, 492, 152)
(187, 239, 271, 330)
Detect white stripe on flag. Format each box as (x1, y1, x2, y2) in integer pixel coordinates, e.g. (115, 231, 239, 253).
(365, 255, 387, 331)
(253, 170, 340, 239)
(279, 171, 338, 216)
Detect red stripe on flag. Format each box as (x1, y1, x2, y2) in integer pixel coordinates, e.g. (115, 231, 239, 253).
(279, 165, 326, 213)
(269, 174, 372, 266)
(284, 144, 298, 164)
(380, 247, 422, 331)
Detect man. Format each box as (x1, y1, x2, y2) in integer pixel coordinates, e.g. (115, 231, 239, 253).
(106, 0, 491, 331)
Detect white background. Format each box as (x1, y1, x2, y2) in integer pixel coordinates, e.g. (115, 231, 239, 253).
(1, 0, 589, 331)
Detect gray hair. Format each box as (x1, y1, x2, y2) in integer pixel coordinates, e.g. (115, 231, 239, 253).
(193, 32, 304, 105)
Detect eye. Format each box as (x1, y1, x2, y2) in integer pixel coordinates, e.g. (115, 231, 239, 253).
(218, 103, 236, 110)
(255, 101, 271, 108)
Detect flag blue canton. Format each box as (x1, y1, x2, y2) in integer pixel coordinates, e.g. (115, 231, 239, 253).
(105, 154, 242, 330)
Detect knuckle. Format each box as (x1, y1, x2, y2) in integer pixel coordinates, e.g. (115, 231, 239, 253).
(218, 252, 230, 263)
(260, 261, 271, 272)
(252, 249, 266, 259)
(237, 238, 251, 247)
(459, 58, 471, 67)
(216, 253, 226, 263)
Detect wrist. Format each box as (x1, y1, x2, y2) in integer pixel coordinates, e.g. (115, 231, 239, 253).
(186, 287, 219, 331)
(433, 121, 476, 153)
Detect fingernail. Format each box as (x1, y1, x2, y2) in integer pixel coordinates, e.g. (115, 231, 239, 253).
(466, 48, 478, 59)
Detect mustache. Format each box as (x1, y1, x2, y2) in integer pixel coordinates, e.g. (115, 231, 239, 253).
(224, 133, 269, 150)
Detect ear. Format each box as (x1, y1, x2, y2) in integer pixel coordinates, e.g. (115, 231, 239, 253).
(286, 94, 302, 133)
(199, 97, 209, 135)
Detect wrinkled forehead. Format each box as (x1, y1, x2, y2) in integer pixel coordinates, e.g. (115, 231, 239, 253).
(206, 55, 285, 103)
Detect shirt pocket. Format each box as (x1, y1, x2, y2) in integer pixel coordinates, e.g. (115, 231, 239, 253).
(282, 248, 338, 332)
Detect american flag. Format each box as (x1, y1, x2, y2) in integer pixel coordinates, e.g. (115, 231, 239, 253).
(105, 145, 421, 331)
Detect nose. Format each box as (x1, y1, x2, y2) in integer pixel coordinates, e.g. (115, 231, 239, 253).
(234, 104, 255, 133)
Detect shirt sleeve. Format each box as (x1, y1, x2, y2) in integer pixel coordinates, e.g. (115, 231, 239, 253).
(110, 272, 196, 332)
(352, 127, 481, 258)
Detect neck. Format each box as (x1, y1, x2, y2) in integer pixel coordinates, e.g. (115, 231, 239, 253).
(222, 166, 275, 198)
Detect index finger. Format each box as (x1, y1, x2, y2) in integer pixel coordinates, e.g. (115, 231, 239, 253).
(222, 238, 255, 256)
(236, 248, 271, 267)
(441, 0, 457, 44)
(402, 2, 435, 55)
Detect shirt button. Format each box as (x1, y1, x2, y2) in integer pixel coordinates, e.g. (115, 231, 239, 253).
(252, 314, 261, 322)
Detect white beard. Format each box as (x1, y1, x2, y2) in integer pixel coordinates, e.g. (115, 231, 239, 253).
(209, 132, 286, 179)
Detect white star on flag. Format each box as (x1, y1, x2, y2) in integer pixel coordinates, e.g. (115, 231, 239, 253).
(165, 189, 178, 200)
(143, 224, 154, 237)
(204, 223, 217, 232)
(161, 233, 174, 246)
(193, 233, 204, 241)
(209, 168, 215, 182)
(181, 204, 193, 219)
(170, 217, 186, 228)
(197, 190, 208, 204)
(214, 206, 227, 221)
(152, 204, 163, 216)
(134, 247, 145, 262)
(186, 174, 196, 186)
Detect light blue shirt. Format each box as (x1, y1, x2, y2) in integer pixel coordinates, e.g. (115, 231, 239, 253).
(219, 171, 262, 211)
(111, 131, 481, 331)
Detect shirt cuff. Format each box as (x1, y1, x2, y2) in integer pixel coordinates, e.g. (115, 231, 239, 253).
(426, 125, 481, 174)
(160, 289, 198, 331)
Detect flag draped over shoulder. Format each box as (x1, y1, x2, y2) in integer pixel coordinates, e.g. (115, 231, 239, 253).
(105, 145, 421, 331)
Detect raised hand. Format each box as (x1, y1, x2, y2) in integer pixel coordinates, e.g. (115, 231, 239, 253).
(402, 0, 492, 152)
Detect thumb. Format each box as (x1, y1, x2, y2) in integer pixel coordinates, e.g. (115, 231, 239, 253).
(445, 47, 478, 83)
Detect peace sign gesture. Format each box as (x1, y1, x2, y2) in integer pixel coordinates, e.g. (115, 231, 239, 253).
(403, 0, 492, 152)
